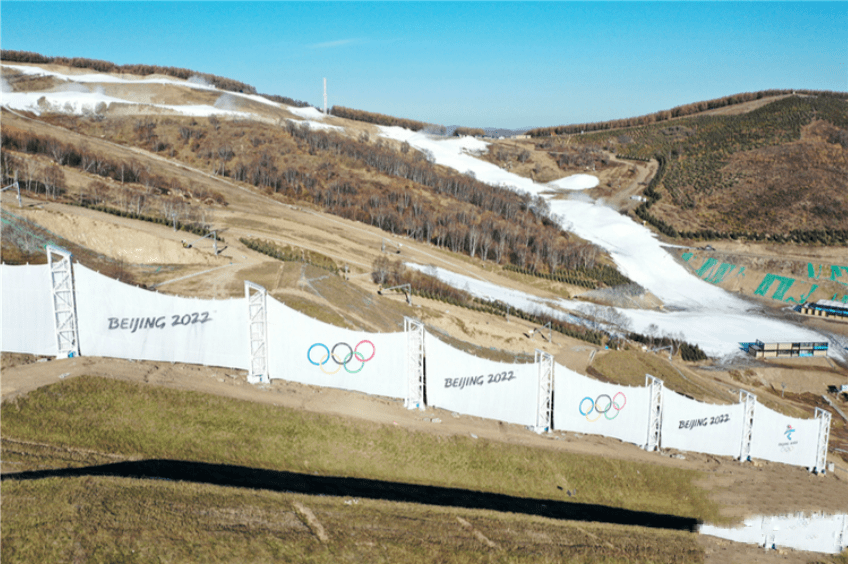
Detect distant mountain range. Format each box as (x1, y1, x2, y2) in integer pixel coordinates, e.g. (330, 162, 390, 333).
(445, 126, 535, 138)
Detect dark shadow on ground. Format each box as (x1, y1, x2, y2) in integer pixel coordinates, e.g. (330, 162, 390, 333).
(2, 459, 700, 532)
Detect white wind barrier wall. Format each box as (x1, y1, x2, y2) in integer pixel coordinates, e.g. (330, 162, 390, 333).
(0, 264, 58, 356)
(660, 390, 745, 458)
(750, 405, 820, 468)
(266, 298, 407, 399)
(424, 331, 538, 427)
(74, 264, 248, 369)
(553, 363, 651, 447)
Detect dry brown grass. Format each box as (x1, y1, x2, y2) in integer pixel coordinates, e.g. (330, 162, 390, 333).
(1, 476, 704, 563)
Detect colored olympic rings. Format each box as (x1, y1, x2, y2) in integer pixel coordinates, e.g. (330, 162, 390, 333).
(579, 392, 626, 421)
(307, 340, 376, 374)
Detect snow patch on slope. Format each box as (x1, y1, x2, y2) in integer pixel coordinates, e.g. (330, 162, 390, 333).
(548, 174, 599, 190)
(407, 263, 827, 358)
(2, 90, 250, 118)
(290, 106, 328, 120)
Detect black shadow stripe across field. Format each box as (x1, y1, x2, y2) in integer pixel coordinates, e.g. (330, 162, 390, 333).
(2, 459, 700, 532)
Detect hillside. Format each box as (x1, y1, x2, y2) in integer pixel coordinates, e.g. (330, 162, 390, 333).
(550, 95, 848, 243)
(2, 58, 847, 562)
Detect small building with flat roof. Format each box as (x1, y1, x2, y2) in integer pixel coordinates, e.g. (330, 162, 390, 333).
(747, 340, 828, 359)
(798, 299, 848, 322)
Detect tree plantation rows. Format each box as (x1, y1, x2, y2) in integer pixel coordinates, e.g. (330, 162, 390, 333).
(240, 237, 340, 275)
(371, 257, 607, 346)
(503, 263, 635, 290)
(578, 95, 848, 243)
(371, 256, 707, 356)
(602, 96, 848, 162)
(526, 89, 848, 137)
(626, 332, 708, 362)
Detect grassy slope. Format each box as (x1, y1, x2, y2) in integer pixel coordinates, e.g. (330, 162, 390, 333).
(1, 477, 703, 564)
(1, 376, 721, 522)
(590, 350, 732, 405)
(1, 375, 725, 562)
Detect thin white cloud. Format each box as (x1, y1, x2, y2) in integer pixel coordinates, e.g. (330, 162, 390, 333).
(310, 38, 362, 49)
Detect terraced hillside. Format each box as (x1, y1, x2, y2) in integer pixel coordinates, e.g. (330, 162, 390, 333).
(536, 94, 848, 243)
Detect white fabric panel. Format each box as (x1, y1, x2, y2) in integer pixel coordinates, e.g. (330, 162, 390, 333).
(74, 264, 248, 369)
(0, 264, 58, 356)
(700, 513, 848, 555)
(553, 363, 650, 446)
(424, 331, 538, 427)
(266, 298, 406, 399)
(660, 390, 744, 458)
(750, 405, 819, 468)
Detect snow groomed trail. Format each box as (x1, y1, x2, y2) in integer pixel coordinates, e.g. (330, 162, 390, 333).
(378, 127, 840, 360)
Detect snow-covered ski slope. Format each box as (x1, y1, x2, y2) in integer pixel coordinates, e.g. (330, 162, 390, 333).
(0, 64, 333, 130)
(379, 127, 842, 360)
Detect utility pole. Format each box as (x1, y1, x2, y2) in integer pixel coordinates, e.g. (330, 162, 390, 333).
(323, 78, 327, 115)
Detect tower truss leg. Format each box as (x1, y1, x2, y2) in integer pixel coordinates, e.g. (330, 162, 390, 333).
(534, 350, 553, 433)
(404, 317, 425, 410)
(645, 374, 664, 451)
(245, 281, 269, 384)
(47, 245, 80, 358)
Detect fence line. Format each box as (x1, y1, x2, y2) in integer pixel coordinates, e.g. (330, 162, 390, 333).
(0, 261, 831, 473)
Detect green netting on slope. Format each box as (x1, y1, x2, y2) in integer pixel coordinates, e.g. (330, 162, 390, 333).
(695, 257, 717, 278)
(754, 273, 796, 300)
(705, 263, 737, 284)
(831, 265, 848, 286)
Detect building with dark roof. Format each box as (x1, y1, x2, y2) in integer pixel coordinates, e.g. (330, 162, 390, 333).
(747, 340, 828, 359)
(798, 299, 848, 322)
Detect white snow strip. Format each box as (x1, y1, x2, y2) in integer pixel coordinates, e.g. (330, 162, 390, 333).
(2, 63, 335, 131)
(406, 263, 838, 359)
(157, 103, 250, 118)
(547, 173, 600, 191)
(1, 63, 294, 113)
(2, 63, 215, 89)
(378, 125, 753, 311)
(548, 199, 751, 311)
(304, 120, 342, 131)
(284, 118, 343, 132)
(289, 106, 328, 120)
(377, 125, 753, 310)
(2, 90, 124, 115)
(700, 513, 848, 555)
(407, 263, 557, 315)
(379, 126, 539, 193)
(1, 90, 250, 118)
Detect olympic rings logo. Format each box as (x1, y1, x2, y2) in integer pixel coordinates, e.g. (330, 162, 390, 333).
(307, 340, 376, 374)
(578, 392, 626, 421)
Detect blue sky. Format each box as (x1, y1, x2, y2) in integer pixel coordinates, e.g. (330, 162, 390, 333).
(2, 2, 845, 129)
